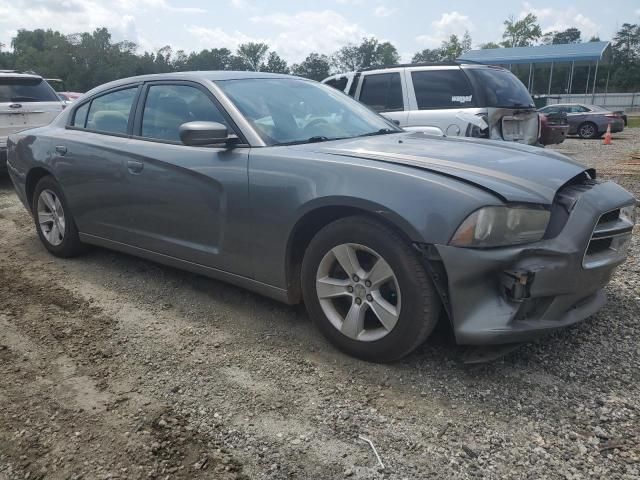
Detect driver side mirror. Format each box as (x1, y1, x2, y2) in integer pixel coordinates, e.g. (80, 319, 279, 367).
(179, 121, 237, 147)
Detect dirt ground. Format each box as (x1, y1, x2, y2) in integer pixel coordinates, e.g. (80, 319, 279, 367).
(1, 131, 639, 480)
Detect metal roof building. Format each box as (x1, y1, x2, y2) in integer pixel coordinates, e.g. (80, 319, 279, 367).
(458, 41, 612, 97)
(458, 41, 611, 65)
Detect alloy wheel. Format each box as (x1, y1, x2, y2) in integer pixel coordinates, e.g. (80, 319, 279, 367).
(315, 243, 401, 342)
(37, 189, 66, 246)
(580, 123, 595, 138)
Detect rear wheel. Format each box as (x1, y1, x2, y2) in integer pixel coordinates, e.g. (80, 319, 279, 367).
(578, 122, 598, 139)
(301, 216, 441, 362)
(32, 176, 84, 258)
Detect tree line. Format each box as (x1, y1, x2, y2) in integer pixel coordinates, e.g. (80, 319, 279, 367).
(0, 15, 638, 94)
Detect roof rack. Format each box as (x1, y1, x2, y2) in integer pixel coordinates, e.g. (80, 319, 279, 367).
(356, 59, 499, 73)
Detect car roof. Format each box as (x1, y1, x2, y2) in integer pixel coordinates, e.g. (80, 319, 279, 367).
(326, 62, 508, 78)
(82, 70, 302, 97)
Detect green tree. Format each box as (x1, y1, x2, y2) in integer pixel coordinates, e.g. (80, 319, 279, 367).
(291, 53, 331, 80)
(185, 48, 233, 71)
(236, 42, 269, 71)
(332, 37, 400, 71)
(412, 48, 444, 63)
(611, 23, 640, 64)
(553, 27, 581, 44)
(262, 51, 289, 73)
(501, 14, 542, 47)
(479, 42, 501, 49)
(439, 31, 472, 61)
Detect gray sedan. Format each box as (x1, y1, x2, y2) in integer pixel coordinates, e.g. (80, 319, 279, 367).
(6, 72, 636, 362)
(538, 103, 625, 139)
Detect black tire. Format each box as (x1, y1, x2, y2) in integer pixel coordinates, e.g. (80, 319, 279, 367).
(32, 176, 85, 258)
(301, 216, 441, 362)
(577, 122, 598, 139)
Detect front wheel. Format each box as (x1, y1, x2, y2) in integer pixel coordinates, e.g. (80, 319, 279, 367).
(32, 176, 85, 258)
(301, 216, 441, 362)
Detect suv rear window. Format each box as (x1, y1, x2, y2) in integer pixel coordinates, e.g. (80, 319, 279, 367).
(465, 68, 534, 109)
(411, 70, 475, 109)
(0, 77, 60, 103)
(359, 73, 403, 112)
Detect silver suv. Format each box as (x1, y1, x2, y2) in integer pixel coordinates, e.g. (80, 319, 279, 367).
(1, 70, 64, 172)
(322, 63, 540, 145)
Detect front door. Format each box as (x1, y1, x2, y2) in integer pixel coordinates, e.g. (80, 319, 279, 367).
(120, 82, 251, 276)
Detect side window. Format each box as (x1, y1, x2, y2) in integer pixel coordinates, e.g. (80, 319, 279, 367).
(141, 84, 230, 143)
(72, 102, 90, 128)
(411, 70, 475, 109)
(359, 73, 403, 112)
(325, 77, 348, 92)
(86, 87, 138, 134)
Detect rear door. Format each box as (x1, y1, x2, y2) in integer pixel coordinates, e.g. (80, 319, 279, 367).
(355, 71, 408, 126)
(0, 76, 63, 146)
(54, 85, 142, 240)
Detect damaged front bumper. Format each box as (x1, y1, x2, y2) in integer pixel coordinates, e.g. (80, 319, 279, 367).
(421, 180, 635, 345)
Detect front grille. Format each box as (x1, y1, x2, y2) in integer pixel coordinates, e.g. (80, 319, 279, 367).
(583, 208, 633, 268)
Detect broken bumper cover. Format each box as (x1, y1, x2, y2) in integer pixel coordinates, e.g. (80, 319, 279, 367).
(433, 181, 635, 345)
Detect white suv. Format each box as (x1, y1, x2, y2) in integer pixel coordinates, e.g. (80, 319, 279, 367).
(322, 63, 540, 146)
(1, 71, 64, 172)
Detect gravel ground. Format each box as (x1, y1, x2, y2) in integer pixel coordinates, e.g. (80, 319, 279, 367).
(1, 130, 639, 480)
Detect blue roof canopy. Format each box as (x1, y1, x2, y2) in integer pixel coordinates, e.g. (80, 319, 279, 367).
(458, 41, 611, 65)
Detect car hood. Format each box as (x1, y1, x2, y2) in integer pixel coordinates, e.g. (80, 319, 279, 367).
(298, 132, 590, 204)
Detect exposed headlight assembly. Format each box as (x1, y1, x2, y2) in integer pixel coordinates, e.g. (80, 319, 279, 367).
(620, 204, 637, 226)
(450, 206, 551, 248)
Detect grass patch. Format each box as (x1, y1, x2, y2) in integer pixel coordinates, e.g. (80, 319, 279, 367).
(627, 117, 640, 128)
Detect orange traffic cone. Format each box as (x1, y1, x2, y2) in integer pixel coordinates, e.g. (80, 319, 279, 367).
(603, 123, 612, 145)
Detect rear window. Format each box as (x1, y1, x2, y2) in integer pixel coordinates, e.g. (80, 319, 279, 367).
(359, 73, 403, 112)
(411, 70, 475, 109)
(465, 68, 535, 109)
(0, 77, 60, 103)
(85, 87, 138, 135)
(325, 77, 348, 92)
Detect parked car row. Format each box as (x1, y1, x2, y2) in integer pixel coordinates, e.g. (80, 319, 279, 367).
(6, 71, 636, 362)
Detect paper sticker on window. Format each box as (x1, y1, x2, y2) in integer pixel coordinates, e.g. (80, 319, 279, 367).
(451, 95, 472, 103)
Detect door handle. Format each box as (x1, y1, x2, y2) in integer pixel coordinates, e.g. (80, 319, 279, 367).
(127, 160, 144, 174)
(54, 145, 67, 156)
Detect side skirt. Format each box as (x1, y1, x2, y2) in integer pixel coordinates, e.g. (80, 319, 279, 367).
(79, 233, 293, 305)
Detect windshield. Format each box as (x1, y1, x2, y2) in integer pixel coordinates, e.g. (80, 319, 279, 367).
(466, 68, 535, 109)
(0, 77, 60, 103)
(216, 78, 401, 146)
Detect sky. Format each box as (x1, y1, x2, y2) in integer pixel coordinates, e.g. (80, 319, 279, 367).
(0, 0, 639, 63)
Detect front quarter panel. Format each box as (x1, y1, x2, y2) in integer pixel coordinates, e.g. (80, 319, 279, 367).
(248, 148, 501, 288)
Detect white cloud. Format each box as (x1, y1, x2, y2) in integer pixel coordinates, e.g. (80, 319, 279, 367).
(415, 11, 473, 48)
(187, 10, 368, 63)
(185, 25, 266, 52)
(374, 6, 397, 17)
(520, 2, 601, 39)
(0, 0, 204, 51)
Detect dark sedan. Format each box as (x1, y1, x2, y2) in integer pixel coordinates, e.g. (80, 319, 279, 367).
(6, 72, 637, 362)
(538, 103, 625, 139)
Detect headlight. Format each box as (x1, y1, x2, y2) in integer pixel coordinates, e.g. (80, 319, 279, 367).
(620, 204, 637, 226)
(450, 206, 551, 248)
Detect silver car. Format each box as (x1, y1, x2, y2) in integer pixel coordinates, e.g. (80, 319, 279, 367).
(7, 72, 636, 362)
(323, 64, 541, 145)
(538, 103, 625, 139)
